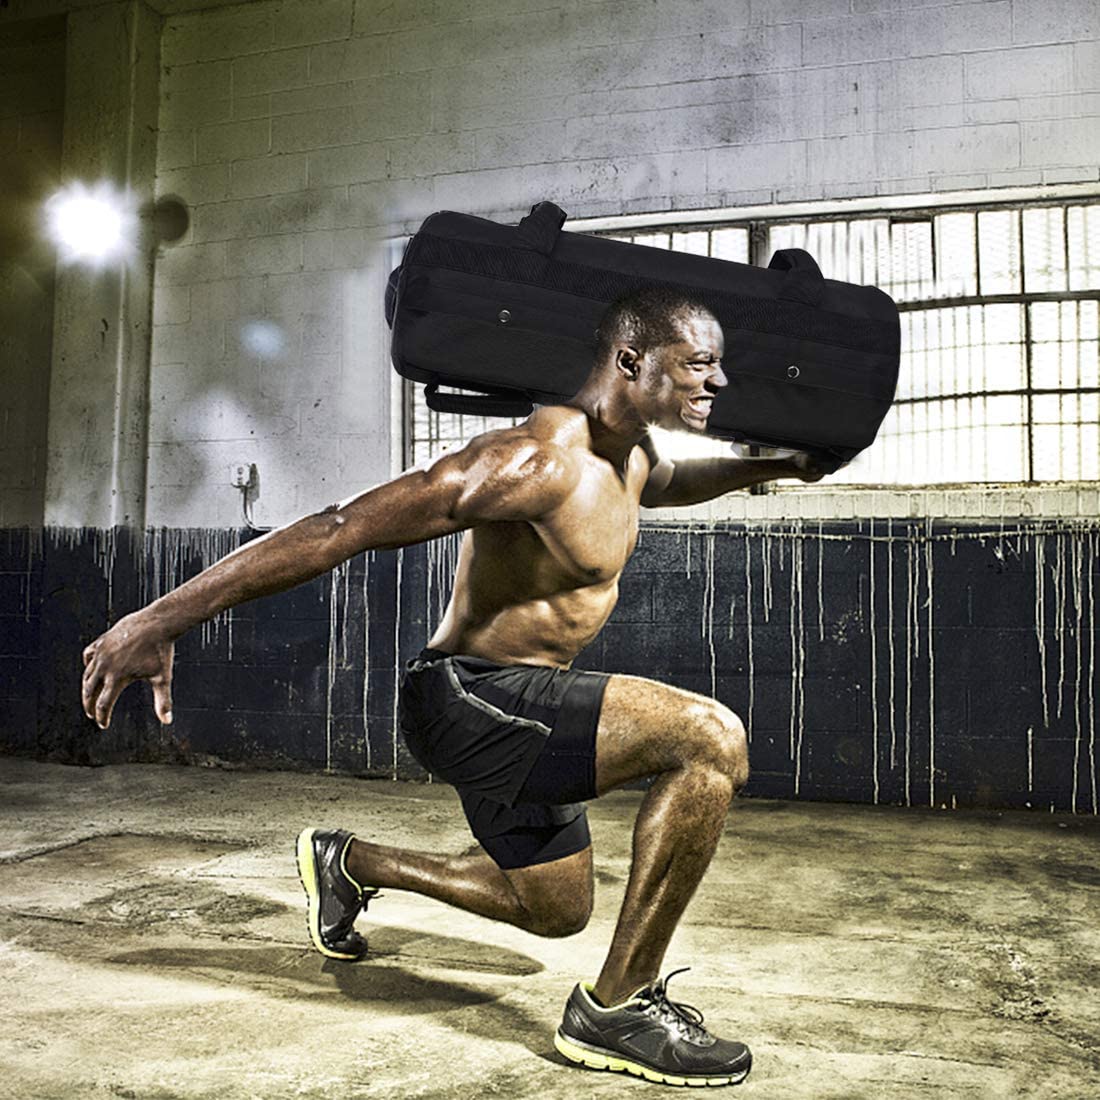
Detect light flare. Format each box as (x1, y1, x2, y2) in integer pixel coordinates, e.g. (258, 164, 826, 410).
(45, 181, 138, 266)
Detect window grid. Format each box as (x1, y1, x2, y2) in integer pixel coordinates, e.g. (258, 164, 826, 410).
(403, 199, 1100, 485)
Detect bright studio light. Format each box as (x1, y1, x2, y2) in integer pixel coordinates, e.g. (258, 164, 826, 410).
(45, 181, 137, 265)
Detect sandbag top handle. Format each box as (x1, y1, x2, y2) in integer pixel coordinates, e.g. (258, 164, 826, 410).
(516, 201, 567, 255)
(767, 247, 825, 307)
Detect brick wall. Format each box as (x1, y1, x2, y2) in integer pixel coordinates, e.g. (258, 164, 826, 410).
(3, 520, 1097, 814)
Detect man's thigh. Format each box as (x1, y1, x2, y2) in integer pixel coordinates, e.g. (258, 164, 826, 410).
(593, 674, 740, 796)
(458, 786, 592, 871)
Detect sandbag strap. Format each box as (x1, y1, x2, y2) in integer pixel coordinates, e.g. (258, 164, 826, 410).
(424, 383, 534, 418)
(384, 264, 401, 327)
(516, 201, 567, 256)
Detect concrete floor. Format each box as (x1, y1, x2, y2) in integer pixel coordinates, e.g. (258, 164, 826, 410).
(0, 760, 1098, 1100)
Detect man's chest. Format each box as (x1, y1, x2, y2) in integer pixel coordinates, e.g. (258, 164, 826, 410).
(535, 468, 642, 584)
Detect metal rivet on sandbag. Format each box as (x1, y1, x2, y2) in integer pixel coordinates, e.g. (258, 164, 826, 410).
(498, 309, 511, 323)
(787, 364, 800, 378)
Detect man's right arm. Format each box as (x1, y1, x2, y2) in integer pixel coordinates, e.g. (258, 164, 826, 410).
(81, 430, 577, 728)
(148, 463, 466, 641)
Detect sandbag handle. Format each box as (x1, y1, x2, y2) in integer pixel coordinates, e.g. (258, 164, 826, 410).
(767, 248, 825, 307)
(516, 201, 567, 255)
(424, 383, 534, 418)
(384, 264, 401, 327)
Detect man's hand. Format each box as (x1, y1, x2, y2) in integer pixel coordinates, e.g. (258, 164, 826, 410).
(784, 452, 848, 483)
(82, 610, 175, 730)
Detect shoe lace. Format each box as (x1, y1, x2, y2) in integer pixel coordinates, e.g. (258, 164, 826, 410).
(641, 968, 710, 1043)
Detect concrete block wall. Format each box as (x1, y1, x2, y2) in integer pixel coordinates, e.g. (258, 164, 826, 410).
(145, 0, 1100, 528)
(0, 21, 65, 526)
(4, 521, 1097, 815)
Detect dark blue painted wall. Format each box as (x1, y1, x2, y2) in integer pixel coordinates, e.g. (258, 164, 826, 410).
(1, 522, 1097, 813)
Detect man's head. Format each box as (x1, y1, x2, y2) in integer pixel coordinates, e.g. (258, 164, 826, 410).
(594, 287, 726, 433)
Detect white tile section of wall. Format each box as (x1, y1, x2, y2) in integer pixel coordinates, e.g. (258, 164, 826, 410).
(146, 0, 1100, 527)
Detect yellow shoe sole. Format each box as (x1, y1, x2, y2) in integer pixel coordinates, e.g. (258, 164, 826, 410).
(295, 827, 363, 961)
(554, 1030, 748, 1087)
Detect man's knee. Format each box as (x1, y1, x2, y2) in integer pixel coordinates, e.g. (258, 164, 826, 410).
(686, 700, 750, 791)
(524, 890, 592, 938)
(506, 846, 593, 938)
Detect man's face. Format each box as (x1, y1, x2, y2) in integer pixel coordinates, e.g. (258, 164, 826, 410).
(631, 311, 727, 433)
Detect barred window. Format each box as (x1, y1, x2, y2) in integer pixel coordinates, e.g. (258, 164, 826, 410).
(400, 198, 1100, 485)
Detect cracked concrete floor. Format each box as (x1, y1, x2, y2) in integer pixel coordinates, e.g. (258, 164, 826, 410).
(1, 758, 1098, 1100)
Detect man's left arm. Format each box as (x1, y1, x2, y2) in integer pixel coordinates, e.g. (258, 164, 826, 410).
(640, 448, 844, 507)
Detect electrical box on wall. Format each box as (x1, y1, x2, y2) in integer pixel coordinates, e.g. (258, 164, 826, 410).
(230, 464, 253, 489)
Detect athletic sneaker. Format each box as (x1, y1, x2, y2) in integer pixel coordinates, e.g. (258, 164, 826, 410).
(295, 827, 378, 960)
(554, 968, 752, 1086)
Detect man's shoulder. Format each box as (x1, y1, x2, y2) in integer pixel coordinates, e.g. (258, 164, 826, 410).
(469, 406, 587, 465)
(499, 405, 655, 476)
(461, 413, 582, 489)
(449, 414, 584, 523)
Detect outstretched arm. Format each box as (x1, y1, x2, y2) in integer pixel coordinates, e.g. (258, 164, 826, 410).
(640, 439, 844, 508)
(81, 430, 577, 729)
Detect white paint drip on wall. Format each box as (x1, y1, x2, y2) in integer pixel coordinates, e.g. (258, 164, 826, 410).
(905, 537, 916, 807)
(1028, 725, 1034, 795)
(362, 551, 372, 772)
(1072, 532, 1083, 813)
(870, 518, 880, 803)
(887, 517, 897, 769)
(817, 518, 825, 643)
(1035, 534, 1049, 730)
(925, 517, 936, 809)
(1083, 532, 1095, 817)
(323, 559, 352, 773)
(789, 529, 798, 777)
(392, 546, 403, 781)
(8, 529, 41, 622)
(745, 535, 755, 742)
(426, 531, 461, 632)
(1089, 530, 1097, 815)
(791, 525, 806, 796)
(704, 532, 716, 699)
(325, 562, 339, 773)
(762, 528, 773, 622)
(1055, 532, 1066, 721)
(422, 532, 462, 786)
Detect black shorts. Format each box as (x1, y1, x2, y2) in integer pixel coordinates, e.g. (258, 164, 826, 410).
(397, 647, 610, 870)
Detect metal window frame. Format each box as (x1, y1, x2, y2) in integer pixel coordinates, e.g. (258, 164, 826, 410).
(400, 183, 1100, 485)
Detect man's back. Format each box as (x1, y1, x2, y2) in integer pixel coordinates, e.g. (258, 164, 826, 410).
(428, 404, 650, 668)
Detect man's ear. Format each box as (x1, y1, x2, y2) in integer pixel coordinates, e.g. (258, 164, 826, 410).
(616, 346, 641, 379)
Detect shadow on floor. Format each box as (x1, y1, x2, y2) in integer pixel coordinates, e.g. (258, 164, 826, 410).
(103, 937, 563, 1059)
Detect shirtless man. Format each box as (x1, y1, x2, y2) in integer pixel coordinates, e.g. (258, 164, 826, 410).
(81, 286, 836, 1087)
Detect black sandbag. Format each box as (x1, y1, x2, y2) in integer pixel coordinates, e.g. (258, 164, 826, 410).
(386, 201, 900, 461)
